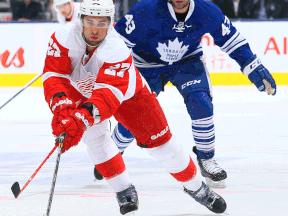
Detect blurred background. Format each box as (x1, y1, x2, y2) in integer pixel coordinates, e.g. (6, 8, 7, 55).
(0, 0, 287, 22)
(0, 0, 288, 87)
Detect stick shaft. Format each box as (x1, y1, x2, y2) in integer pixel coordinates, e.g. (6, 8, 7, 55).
(0, 73, 43, 110)
(16, 145, 57, 198)
(45, 145, 63, 216)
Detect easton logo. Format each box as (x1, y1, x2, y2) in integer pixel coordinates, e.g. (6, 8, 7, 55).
(151, 126, 169, 140)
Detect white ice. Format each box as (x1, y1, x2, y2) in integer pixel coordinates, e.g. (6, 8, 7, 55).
(0, 86, 287, 216)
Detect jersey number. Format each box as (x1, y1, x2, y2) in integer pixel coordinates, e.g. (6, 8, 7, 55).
(125, 14, 135, 34)
(222, 16, 231, 36)
(47, 39, 61, 57)
(104, 63, 131, 78)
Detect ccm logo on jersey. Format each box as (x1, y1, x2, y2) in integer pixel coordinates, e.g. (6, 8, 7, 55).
(181, 80, 201, 89)
(151, 126, 169, 140)
(75, 112, 91, 128)
(51, 98, 73, 112)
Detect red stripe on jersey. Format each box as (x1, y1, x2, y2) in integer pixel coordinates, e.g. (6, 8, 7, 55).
(95, 152, 126, 180)
(170, 158, 197, 182)
(85, 88, 120, 122)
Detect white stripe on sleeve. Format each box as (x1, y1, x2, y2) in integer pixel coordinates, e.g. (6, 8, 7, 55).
(42, 72, 71, 82)
(93, 83, 124, 104)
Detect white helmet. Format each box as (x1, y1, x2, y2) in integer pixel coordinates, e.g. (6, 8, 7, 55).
(79, 0, 115, 25)
(53, 0, 72, 9)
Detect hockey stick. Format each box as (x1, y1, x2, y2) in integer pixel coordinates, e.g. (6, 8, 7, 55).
(11, 145, 58, 198)
(44, 133, 66, 216)
(0, 72, 43, 110)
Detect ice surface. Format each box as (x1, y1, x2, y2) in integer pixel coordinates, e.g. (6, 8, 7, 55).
(0, 86, 287, 216)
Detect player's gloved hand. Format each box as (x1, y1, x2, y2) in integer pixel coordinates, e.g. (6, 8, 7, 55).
(52, 108, 94, 153)
(242, 56, 276, 95)
(49, 93, 76, 116)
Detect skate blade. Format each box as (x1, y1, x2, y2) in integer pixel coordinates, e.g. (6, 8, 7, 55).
(223, 210, 230, 215)
(205, 178, 226, 189)
(125, 211, 136, 216)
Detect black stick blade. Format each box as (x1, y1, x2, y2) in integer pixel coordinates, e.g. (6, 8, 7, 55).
(11, 182, 20, 198)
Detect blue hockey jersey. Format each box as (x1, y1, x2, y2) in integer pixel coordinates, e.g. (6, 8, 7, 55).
(115, 0, 255, 69)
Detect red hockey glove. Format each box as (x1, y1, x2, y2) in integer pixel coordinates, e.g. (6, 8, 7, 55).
(49, 93, 76, 116)
(52, 108, 94, 153)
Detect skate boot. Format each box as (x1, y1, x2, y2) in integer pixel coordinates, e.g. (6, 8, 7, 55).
(116, 184, 139, 215)
(184, 181, 227, 214)
(94, 167, 104, 181)
(193, 146, 227, 188)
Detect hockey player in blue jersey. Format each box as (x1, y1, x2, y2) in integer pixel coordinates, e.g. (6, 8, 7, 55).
(94, 0, 276, 195)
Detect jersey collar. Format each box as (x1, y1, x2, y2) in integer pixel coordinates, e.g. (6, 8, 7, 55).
(167, 0, 195, 22)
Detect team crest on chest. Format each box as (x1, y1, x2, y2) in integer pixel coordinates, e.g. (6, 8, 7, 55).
(172, 22, 192, 32)
(156, 38, 189, 65)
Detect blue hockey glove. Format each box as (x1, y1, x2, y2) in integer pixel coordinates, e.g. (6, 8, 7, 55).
(242, 56, 276, 95)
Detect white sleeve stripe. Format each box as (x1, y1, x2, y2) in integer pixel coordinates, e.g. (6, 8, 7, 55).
(225, 38, 246, 53)
(182, 47, 203, 59)
(221, 31, 239, 50)
(227, 40, 248, 55)
(93, 83, 124, 104)
(222, 34, 246, 53)
(119, 35, 136, 47)
(222, 32, 240, 51)
(134, 62, 166, 68)
(42, 72, 71, 82)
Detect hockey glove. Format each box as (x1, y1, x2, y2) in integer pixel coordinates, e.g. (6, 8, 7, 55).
(49, 93, 76, 116)
(242, 56, 276, 95)
(52, 108, 94, 153)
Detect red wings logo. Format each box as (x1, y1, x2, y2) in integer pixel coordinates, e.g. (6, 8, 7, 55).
(0, 47, 24, 68)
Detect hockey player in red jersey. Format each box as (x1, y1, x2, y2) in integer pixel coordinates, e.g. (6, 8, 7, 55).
(42, 0, 227, 214)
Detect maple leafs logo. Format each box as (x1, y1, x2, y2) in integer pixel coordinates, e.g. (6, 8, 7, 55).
(156, 38, 189, 65)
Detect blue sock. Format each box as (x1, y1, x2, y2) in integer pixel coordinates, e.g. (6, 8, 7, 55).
(185, 91, 215, 159)
(111, 123, 134, 153)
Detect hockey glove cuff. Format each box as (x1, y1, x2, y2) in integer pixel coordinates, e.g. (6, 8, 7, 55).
(242, 56, 276, 95)
(49, 93, 77, 115)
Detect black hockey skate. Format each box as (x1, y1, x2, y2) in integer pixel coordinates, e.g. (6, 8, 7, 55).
(193, 146, 227, 188)
(116, 184, 139, 215)
(184, 181, 227, 214)
(94, 167, 104, 181)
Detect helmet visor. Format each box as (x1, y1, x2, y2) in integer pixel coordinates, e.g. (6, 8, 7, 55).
(82, 18, 110, 28)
